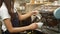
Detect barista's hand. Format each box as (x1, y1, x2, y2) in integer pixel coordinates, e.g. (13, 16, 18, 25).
(28, 23, 38, 30)
(32, 10, 39, 16)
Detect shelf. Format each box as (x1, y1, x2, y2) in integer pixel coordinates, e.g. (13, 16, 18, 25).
(26, 2, 52, 5)
(26, 3, 43, 5)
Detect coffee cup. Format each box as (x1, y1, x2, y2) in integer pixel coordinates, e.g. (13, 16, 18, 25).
(36, 22, 43, 29)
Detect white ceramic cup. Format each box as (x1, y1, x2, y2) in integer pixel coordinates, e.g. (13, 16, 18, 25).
(36, 22, 43, 29)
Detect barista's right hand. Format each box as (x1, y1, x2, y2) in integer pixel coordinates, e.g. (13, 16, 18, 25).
(28, 23, 38, 30)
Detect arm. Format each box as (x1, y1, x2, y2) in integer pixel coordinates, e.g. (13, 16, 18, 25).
(17, 11, 37, 21)
(4, 18, 30, 33)
(4, 18, 37, 33)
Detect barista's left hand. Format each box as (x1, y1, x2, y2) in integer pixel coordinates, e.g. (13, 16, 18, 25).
(31, 10, 39, 16)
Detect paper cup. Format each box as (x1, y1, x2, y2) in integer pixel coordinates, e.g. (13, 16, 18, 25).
(36, 22, 43, 29)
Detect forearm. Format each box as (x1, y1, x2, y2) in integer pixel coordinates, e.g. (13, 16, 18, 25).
(11, 26, 30, 33)
(4, 18, 30, 33)
(17, 11, 33, 20)
(20, 12, 32, 20)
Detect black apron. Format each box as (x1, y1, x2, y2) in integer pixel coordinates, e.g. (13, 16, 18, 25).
(2, 12, 20, 34)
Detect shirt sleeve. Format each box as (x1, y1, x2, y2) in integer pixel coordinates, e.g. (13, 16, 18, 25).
(0, 3, 11, 20)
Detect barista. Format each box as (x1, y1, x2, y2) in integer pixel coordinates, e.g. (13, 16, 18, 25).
(0, 0, 38, 34)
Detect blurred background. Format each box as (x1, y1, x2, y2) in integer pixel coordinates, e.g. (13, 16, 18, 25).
(0, 0, 60, 34)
